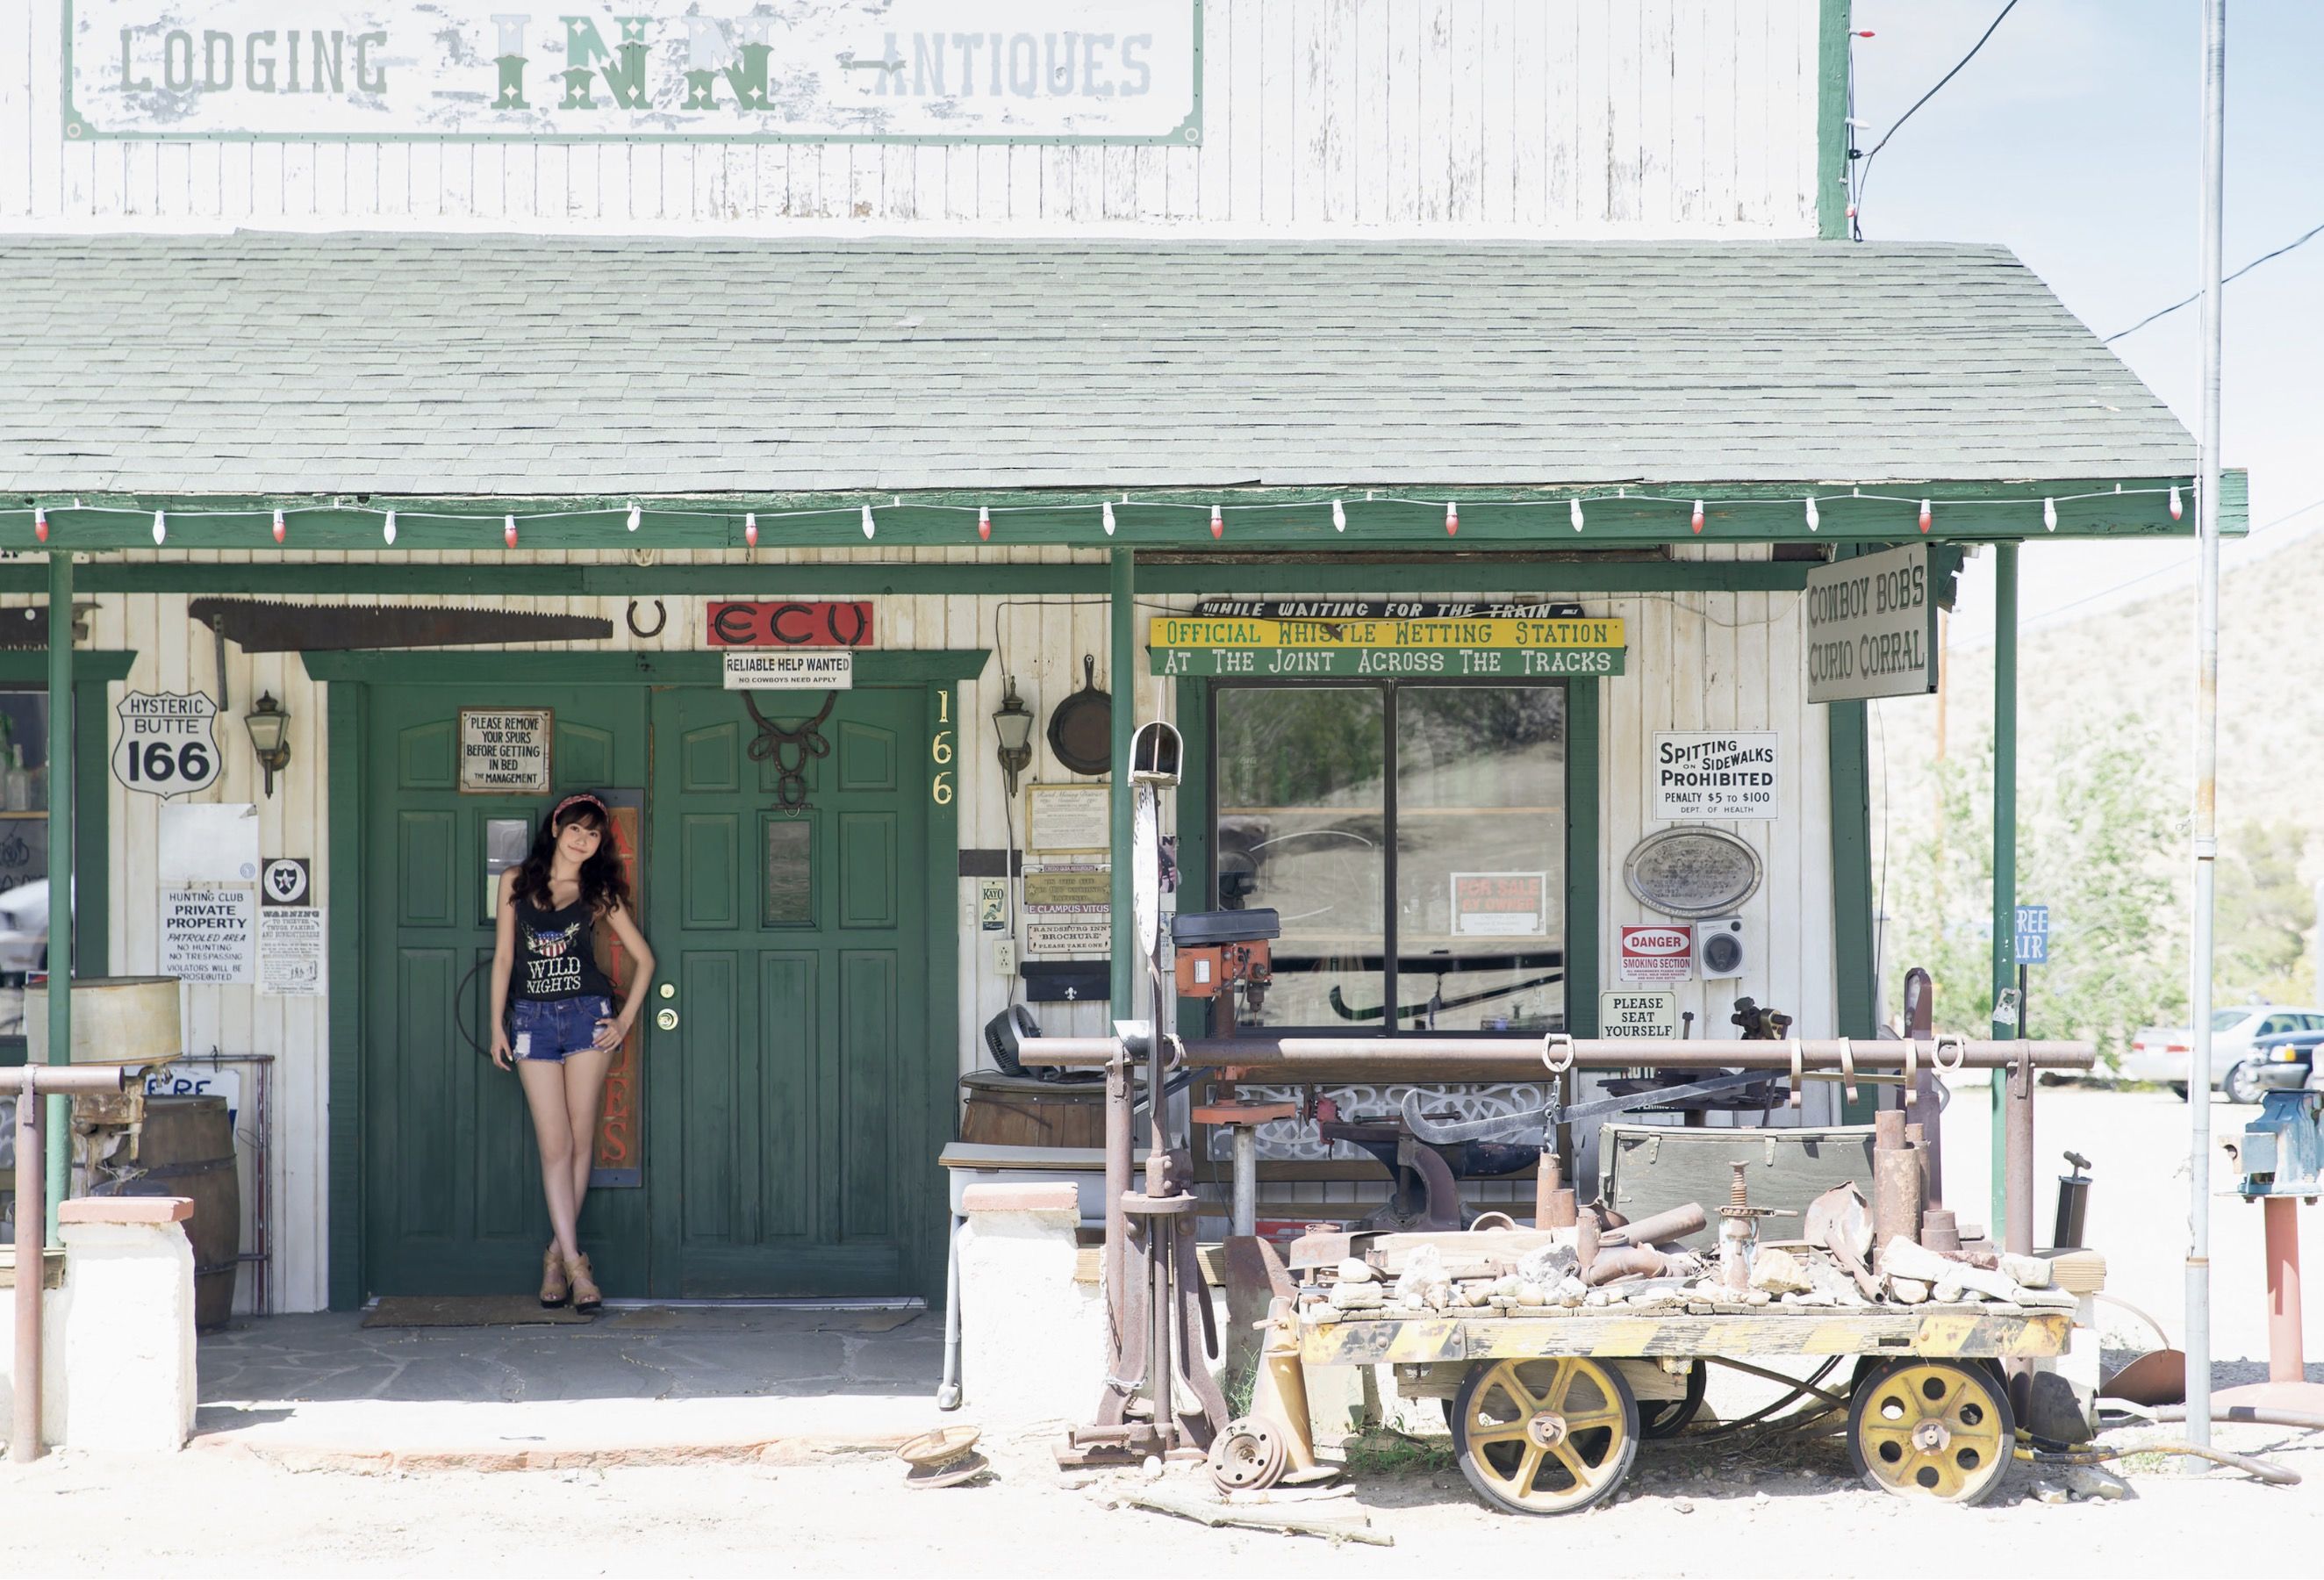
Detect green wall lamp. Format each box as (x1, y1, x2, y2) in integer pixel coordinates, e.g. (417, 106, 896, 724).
(244, 691, 291, 798)
(993, 678, 1035, 796)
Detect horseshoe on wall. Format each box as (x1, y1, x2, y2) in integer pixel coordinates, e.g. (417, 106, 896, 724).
(626, 598, 667, 639)
(742, 692, 839, 812)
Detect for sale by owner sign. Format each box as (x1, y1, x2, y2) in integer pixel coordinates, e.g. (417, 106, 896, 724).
(1618, 923, 1694, 983)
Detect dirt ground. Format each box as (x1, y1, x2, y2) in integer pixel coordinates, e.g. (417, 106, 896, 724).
(6, 1084, 2322, 1578)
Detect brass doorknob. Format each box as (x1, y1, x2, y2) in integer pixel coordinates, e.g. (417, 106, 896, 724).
(656, 1007, 679, 1031)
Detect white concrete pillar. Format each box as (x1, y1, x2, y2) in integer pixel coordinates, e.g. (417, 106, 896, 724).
(56, 1196, 198, 1451)
(957, 1181, 1103, 1427)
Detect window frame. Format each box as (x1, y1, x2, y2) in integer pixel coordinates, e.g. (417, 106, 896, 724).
(1205, 675, 1571, 1038)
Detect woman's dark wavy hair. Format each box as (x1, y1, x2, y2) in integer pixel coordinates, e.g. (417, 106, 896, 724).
(511, 794, 631, 917)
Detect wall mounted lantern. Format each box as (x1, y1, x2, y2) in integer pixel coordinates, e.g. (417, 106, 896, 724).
(244, 692, 291, 798)
(993, 678, 1035, 797)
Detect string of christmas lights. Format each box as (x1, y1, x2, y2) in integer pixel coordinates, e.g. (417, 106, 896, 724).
(4, 483, 2197, 547)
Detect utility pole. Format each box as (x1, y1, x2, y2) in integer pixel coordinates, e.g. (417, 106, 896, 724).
(2184, 0, 2227, 1461)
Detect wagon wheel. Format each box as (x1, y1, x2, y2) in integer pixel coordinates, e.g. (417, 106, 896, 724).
(1448, 1356, 1638, 1516)
(1639, 1360, 1707, 1440)
(1847, 1359, 2014, 1505)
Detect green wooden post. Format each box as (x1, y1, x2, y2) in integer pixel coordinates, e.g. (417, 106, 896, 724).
(1990, 542, 2019, 1227)
(44, 551, 74, 1242)
(1109, 549, 1136, 1016)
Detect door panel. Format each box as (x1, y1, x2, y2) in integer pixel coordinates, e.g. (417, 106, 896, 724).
(648, 685, 926, 1297)
(362, 685, 651, 1298)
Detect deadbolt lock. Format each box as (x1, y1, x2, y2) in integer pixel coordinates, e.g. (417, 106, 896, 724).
(656, 1007, 679, 1031)
(658, 982, 676, 999)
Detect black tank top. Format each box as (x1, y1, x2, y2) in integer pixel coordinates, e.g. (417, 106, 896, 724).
(513, 891, 618, 1003)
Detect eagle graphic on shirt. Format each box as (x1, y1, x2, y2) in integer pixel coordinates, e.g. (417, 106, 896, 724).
(522, 918, 589, 995)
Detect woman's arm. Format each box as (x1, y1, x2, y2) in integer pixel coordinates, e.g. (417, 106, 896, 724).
(594, 902, 656, 1052)
(488, 868, 518, 1069)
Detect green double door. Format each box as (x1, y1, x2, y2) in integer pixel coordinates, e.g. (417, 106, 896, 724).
(362, 682, 933, 1300)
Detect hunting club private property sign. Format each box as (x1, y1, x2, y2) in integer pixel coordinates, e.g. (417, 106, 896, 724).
(68, 2, 1203, 143)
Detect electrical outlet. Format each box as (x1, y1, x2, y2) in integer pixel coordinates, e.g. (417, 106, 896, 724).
(993, 939, 1016, 975)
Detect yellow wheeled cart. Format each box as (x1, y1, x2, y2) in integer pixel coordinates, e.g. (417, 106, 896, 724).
(1242, 1299, 2072, 1514)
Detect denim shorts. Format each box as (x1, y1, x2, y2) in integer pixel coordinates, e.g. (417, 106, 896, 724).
(511, 996, 613, 1063)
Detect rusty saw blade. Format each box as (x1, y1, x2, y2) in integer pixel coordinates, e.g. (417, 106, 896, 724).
(189, 598, 613, 652)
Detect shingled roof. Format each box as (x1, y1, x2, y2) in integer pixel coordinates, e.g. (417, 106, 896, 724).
(0, 234, 2191, 497)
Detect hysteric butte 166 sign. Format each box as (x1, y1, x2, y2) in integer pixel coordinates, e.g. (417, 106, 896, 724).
(705, 601, 876, 648)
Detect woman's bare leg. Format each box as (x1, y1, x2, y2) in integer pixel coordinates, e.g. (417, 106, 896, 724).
(561, 1044, 616, 1232)
(517, 1060, 582, 1263)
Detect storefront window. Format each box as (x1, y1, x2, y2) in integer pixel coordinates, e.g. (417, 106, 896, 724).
(0, 691, 54, 1039)
(1212, 683, 1565, 1032)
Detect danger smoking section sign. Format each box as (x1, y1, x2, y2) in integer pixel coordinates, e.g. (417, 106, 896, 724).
(1618, 923, 1694, 983)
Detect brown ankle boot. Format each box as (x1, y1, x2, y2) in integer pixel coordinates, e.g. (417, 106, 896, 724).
(567, 1252, 602, 1314)
(540, 1242, 570, 1308)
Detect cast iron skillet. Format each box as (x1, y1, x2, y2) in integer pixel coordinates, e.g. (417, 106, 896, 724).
(1047, 653, 1111, 775)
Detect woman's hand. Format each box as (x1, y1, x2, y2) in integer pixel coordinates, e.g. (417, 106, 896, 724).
(490, 1026, 514, 1071)
(592, 1015, 628, 1053)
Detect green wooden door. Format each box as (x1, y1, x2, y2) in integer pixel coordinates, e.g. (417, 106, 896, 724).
(361, 685, 652, 1296)
(644, 686, 928, 1296)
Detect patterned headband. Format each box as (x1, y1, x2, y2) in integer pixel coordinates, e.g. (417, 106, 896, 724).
(550, 793, 609, 822)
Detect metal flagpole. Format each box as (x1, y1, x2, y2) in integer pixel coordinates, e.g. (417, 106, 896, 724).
(2185, 0, 2227, 1460)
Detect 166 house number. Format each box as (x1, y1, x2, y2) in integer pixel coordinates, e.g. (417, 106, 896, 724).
(930, 692, 954, 805)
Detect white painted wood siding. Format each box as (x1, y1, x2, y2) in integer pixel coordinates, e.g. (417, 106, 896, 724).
(2, 1, 1822, 233)
(12, 542, 1838, 1308)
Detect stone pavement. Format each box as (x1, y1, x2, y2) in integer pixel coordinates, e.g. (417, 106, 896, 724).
(191, 1305, 958, 1471)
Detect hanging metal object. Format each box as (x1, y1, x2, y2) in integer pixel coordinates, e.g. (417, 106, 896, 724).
(1046, 654, 1111, 775)
(187, 598, 611, 652)
(742, 692, 836, 811)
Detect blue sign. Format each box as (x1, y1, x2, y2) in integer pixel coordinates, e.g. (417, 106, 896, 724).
(2015, 905, 2050, 966)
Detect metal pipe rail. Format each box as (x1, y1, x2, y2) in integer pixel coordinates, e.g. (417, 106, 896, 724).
(1018, 1036, 2094, 1078)
(12, 1063, 137, 1463)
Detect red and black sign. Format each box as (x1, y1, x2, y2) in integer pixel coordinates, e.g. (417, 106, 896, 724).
(705, 600, 876, 649)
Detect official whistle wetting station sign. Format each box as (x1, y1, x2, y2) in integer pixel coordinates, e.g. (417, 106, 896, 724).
(67, 2, 1203, 143)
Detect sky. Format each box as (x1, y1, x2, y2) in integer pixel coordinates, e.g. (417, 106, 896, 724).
(1849, 0, 2324, 636)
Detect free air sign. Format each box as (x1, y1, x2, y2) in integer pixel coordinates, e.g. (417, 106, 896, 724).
(2015, 905, 2050, 965)
(113, 691, 221, 797)
(1618, 924, 1694, 984)
(1804, 543, 1940, 703)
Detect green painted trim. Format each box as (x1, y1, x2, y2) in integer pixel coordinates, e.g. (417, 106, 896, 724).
(1989, 542, 2019, 1228)
(1818, 0, 1854, 240)
(0, 652, 136, 685)
(1829, 701, 1876, 1123)
(1173, 679, 1213, 1034)
(298, 650, 990, 686)
(325, 679, 367, 1311)
(919, 678, 963, 1302)
(42, 553, 73, 1241)
(1564, 678, 1601, 1037)
(3, 472, 2240, 551)
(1109, 549, 1137, 1014)
(62, 0, 1207, 148)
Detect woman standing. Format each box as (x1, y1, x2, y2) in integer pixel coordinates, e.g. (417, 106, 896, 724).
(489, 793, 654, 1312)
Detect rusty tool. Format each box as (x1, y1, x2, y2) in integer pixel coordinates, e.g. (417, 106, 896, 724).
(1715, 1162, 1790, 1294)
(187, 597, 611, 651)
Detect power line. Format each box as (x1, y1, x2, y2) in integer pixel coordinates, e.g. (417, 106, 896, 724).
(1851, 0, 2025, 241)
(2026, 490, 2324, 629)
(2102, 217, 2324, 343)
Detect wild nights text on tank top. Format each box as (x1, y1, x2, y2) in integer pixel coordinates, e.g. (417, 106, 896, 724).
(523, 917, 588, 997)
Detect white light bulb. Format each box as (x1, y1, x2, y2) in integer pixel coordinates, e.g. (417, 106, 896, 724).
(2042, 497, 2057, 532)
(1331, 499, 1346, 532)
(627, 502, 641, 532)
(1804, 498, 1819, 532)
(383, 509, 398, 544)
(152, 509, 166, 545)
(1569, 498, 1584, 532)
(1101, 501, 1116, 536)
(861, 504, 876, 540)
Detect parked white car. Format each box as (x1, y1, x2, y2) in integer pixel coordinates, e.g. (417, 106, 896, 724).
(2121, 1005, 2324, 1103)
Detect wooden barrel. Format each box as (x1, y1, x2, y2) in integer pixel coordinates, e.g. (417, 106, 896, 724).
(103, 1095, 240, 1332)
(958, 1070, 1108, 1150)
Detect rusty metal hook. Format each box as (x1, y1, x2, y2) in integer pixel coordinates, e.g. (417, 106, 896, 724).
(742, 691, 837, 811)
(626, 598, 667, 639)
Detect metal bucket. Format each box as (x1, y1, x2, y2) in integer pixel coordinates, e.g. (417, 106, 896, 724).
(100, 1094, 240, 1332)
